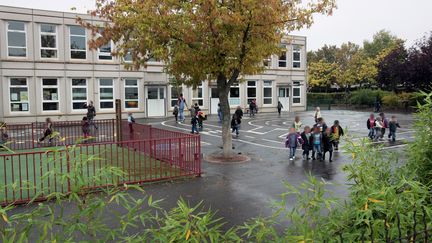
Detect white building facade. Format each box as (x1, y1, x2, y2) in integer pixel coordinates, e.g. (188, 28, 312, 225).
(0, 5, 307, 123)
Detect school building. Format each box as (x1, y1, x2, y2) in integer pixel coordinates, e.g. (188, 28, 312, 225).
(0, 5, 308, 123)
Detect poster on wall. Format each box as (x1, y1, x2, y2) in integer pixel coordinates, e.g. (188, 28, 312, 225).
(22, 103, 28, 111)
(20, 91, 28, 101)
(11, 93, 18, 101)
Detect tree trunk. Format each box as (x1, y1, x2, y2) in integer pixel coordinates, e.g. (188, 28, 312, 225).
(217, 74, 233, 157)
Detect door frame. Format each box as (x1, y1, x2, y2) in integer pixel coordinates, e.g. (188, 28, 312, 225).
(145, 85, 167, 117)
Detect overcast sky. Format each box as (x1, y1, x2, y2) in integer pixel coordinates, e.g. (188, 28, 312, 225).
(1, 0, 431, 50)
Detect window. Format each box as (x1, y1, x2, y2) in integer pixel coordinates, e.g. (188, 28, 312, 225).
(9, 78, 29, 112)
(70, 26, 86, 59)
(123, 50, 132, 63)
(71, 79, 87, 110)
(278, 46, 287, 67)
(229, 83, 240, 106)
(99, 79, 114, 109)
(192, 86, 203, 106)
(40, 24, 57, 58)
(293, 82, 302, 104)
(263, 81, 273, 105)
(247, 81, 256, 104)
(7, 21, 26, 57)
(42, 78, 59, 111)
(124, 79, 139, 108)
(278, 87, 290, 98)
(293, 45, 301, 68)
(263, 56, 271, 67)
(170, 87, 182, 107)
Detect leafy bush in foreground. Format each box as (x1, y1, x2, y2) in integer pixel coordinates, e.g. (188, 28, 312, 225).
(1, 92, 431, 242)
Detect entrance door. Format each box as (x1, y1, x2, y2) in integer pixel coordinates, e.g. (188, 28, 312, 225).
(210, 88, 219, 114)
(147, 86, 166, 117)
(278, 87, 290, 112)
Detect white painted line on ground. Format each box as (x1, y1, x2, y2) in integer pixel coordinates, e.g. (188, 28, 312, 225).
(378, 144, 408, 150)
(279, 133, 289, 138)
(262, 139, 283, 144)
(244, 135, 255, 139)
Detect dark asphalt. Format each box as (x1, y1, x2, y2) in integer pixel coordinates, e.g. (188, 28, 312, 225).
(9, 109, 415, 235)
(132, 109, 414, 228)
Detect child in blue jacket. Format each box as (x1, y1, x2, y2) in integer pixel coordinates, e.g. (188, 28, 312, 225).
(285, 127, 304, 161)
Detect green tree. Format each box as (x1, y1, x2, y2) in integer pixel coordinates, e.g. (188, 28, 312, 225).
(307, 44, 339, 63)
(80, 0, 336, 157)
(363, 30, 401, 58)
(308, 60, 339, 91)
(345, 51, 377, 88)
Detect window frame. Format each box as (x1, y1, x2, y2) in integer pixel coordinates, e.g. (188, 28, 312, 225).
(7, 21, 27, 58)
(247, 80, 257, 104)
(124, 79, 139, 109)
(192, 86, 204, 107)
(292, 45, 301, 68)
(9, 77, 30, 113)
(98, 40, 114, 61)
(278, 45, 287, 68)
(263, 56, 272, 68)
(41, 78, 60, 112)
(71, 78, 88, 111)
(229, 83, 240, 106)
(40, 23, 58, 59)
(170, 86, 182, 108)
(69, 25, 87, 60)
(292, 81, 302, 104)
(263, 80, 273, 105)
(99, 78, 115, 110)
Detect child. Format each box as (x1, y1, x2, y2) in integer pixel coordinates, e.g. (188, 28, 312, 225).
(322, 128, 334, 162)
(314, 107, 322, 123)
(285, 127, 303, 161)
(277, 101, 283, 116)
(0, 122, 9, 148)
(311, 127, 322, 161)
(366, 113, 376, 139)
(173, 105, 179, 123)
(374, 116, 383, 141)
(191, 115, 199, 134)
(198, 111, 206, 131)
(38, 118, 54, 145)
(193, 103, 200, 116)
(300, 126, 313, 160)
(231, 114, 241, 137)
(314, 117, 327, 134)
(388, 115, 400, 142)
(128, 112, 135, 134)
(330, 120, 344, 151)
(292, 116, 303, 133)
(217, 103, 222, 123)
(81, 117, 90, 139)
(379, 112, 389, 139)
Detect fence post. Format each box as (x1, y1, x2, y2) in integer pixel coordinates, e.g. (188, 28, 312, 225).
(31, 122, 35, 149)
(66, 145, 71, 194)
(115, 99, 122, 143)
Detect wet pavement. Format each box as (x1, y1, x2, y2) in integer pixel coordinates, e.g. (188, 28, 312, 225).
(130, 109, 414, 228)
(9, 109, 415, 233)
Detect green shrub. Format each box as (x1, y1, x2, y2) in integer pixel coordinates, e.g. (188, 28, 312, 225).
(349, 89, 392, 106)
(382, 93, 401, 108)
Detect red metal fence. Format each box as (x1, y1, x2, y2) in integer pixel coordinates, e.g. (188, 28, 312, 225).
(0, 122, 201, 206)
(3, 119, 116, 150)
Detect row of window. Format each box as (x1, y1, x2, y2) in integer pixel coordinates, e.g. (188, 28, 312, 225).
(6, 21, 302, 68)
(6, 21, 120, 61)
(8, 78, 302, 114)
(169, 81, 302, 108)
(9, 77, 138, 112)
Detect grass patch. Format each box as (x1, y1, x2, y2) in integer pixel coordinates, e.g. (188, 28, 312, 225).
(0, 144, 183, 204)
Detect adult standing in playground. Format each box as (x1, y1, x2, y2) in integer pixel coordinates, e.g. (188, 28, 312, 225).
(83, 101, 98, 130)
(177, 93, 187, 123)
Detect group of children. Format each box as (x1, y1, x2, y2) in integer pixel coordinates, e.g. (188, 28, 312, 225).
(285, 116, 344, 162)
(367, 112, 400, 142)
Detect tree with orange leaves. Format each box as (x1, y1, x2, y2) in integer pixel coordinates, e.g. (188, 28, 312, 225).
(80, 0, 336, 157)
